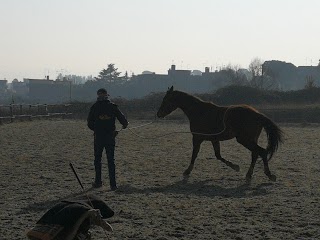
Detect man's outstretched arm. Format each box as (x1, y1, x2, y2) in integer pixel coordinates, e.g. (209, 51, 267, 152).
(114, 106, 128, 129)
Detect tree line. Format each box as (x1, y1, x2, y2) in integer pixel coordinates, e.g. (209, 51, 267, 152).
(1, 58, 319, 104)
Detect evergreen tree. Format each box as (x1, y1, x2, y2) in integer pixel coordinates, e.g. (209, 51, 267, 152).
(123, 71, 129, 81)
(95, 64, 121, 82)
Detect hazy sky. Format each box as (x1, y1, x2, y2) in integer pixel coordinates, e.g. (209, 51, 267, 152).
(1, 0, 319, 81)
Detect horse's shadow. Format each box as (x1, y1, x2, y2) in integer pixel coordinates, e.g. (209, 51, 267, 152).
(116, 178, 273, 198)
(18, 179, 272, 215)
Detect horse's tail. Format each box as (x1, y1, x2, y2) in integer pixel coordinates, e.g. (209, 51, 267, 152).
(259, 114, 284, 161)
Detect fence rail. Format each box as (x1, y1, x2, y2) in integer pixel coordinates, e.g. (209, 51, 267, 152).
(0, 104, 72, 124)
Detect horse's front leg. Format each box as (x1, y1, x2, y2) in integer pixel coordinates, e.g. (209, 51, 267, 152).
(211, 141, 240, 172)
(183, 137, 202, 176)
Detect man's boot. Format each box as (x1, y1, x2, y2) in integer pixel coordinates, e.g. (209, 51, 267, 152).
(93, 162, 102, 188)
(108, 162, 117, 191)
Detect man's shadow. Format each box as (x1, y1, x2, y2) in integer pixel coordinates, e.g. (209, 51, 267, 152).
(116, 177, 273, 198)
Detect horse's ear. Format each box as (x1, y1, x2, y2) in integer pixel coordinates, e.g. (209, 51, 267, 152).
(168, 86, 174, 92)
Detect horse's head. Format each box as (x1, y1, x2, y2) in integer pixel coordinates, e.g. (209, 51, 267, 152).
(157, 86, 178, 118)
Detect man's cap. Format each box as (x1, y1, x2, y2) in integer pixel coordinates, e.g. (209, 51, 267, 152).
(97, 88, 107, 95)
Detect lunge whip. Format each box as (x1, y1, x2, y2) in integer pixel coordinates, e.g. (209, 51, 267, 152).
(69, 162, 113, 235)
(69, 162, 85, 190)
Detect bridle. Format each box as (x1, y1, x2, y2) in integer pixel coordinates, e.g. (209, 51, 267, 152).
(158, 100, 177, 117)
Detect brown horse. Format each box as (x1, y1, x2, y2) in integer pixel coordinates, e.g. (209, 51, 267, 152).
(157, 86, 283, 182)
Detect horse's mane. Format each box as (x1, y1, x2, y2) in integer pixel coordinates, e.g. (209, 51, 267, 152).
(228, 104, 260, 113)
(173, 90, 204, 103)
(173, 90, 221, 108)
(174, 91, 262, 112)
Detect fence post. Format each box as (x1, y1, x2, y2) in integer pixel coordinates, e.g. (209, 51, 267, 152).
(10, 104, 14, 122)
(28, 104, 31, 115)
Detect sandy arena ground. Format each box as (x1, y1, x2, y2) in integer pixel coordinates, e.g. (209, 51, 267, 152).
(0, 119, 319, 240)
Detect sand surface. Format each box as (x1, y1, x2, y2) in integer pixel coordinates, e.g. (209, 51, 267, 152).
(0, 120, 319, 239)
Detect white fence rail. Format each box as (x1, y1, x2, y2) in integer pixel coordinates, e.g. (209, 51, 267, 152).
(0, 104, 72, 124)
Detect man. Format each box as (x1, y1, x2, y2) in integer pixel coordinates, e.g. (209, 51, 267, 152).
(87, 88, 128, 191)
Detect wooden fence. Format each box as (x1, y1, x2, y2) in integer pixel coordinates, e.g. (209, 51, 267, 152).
(0, 104, 72, 124)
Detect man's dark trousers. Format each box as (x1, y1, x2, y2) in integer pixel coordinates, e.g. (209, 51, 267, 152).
(94, 134, 116, 188)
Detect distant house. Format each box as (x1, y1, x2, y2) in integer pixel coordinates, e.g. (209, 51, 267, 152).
(11, 79, 28, 96)
(127, 65, 218, 98)
(191, 70, 202, 76)
(24, 76, 71, 103)
(0, 80, 8, 102)
(0, 80, 8, 92)
(263, 60, 320, 90)
(141, 71, 155, 75)
(128, 72, 169, 98)
(297, 65, 320, 87)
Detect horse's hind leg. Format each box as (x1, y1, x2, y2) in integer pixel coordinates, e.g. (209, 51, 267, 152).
(211, 141, 240, 172)
(183, 137, 202, 176)
(236, 137, 276, 181)
(245, 136, 259, 182)
(262, 154, 276, 181)
(246, 151, 258, 182)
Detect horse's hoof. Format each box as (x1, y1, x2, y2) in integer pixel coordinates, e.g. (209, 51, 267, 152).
(232, 164, 240, 172)
(269, 174, 277, 182)
(245, 176, 252, 184)
(182, 175, 190, 181)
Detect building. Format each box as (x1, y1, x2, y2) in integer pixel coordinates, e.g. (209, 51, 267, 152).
(263, 60, 320, 90)
(11, 79, 28, 96)
(127, 65, 218, 98)
(0, 80, 8, 92)
(0, 80, 8, 102)
(24, 76, 72, 103)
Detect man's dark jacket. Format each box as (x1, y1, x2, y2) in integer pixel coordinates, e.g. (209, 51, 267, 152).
(87, 98, 128, 134)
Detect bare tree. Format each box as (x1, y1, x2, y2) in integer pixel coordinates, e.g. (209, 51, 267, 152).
(249, 58, 279, 90)
(222, 64, 248, 86)
(304, 75, 317, 89)
(249, 58, 263, 79)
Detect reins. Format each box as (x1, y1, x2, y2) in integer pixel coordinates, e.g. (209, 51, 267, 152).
(119, 106, 230, 140)
(118, 119, 227, 140)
